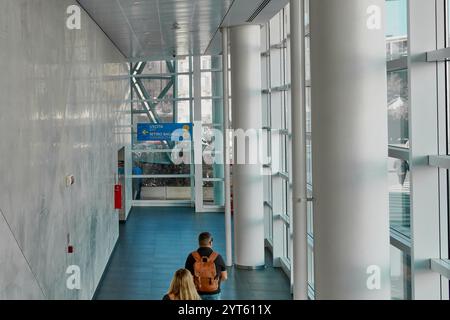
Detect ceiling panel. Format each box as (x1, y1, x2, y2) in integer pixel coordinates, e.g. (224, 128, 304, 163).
(78, 0, 234, 60)
(206, 0, 290, 55)
(77, 0, 290, 60)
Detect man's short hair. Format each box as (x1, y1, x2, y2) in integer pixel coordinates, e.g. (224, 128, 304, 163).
(198, 232, 212, 246)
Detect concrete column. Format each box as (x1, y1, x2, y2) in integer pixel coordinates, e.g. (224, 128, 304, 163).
(290, 0, 308, 300)
(230, 25, 265, 269)
(222, 27, 233, 267)
(310, 0, 390, 299)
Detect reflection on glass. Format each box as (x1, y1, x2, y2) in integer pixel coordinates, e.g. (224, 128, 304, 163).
(306, 138, 313, 185)
(264, 175, 274, 242)
(177, 56, 191, 73)
(305, 35, 311, 82)
(202, 99, 213, 124)
(203, 181, 224, 206)
(388, 158, 411, 237)
(142, 61, 169, 74)
(202, 163, 224, 179)
(390, 245, 412, 300)
(201, 56, 211, 70)
(285, 224, 290, 260)
(132, 178, 191, 201)
(306, 87, 311, 133)
(282, 179, 289, 215)
(202, 125, 223, 178)
(140, 78, 172, 98)
(177, 100, 191, 123)
(307, 245, 314, 288)
(177, 75, 190, 98)
(132, 102, 174, 123)
(132, 113, 149, 125)
(262, 93, 270, 127)
(201, 72, 213, 97)
(386, 0, 408, 60)
(133, 153, 190, 173)
(387, 70, 409, 147)
(307, 201, 314, 236)
(132, 101, 174, 123)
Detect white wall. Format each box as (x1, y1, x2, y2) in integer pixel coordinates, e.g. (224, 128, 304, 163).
(0, 0, 130, 299)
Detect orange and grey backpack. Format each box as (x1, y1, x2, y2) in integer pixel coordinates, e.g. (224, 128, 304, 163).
(191, 251, 219, 293)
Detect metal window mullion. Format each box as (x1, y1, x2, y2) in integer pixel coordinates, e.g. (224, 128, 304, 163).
(202, 178, 224, 182)
(193, 56, 203, 212)
(390, 228, 412, 255)
(387, 56, 408, 72)
(189, 57, 195, 205)
(430, 259, 450, 279)
(131, 174, 191, 179)
(279, 212, 291, 227)
(427, 47, 450, 62)
(436, 0, 450, 300)
(388, 145, 410, 161)
(429, 155, 450, 168)
(131, 149, 174, 153)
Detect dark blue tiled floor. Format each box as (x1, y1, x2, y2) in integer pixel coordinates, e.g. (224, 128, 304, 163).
(94, 207, 292, 300)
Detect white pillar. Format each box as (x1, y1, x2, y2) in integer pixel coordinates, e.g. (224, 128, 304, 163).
(222, 27, 233, 267)
(290, 0, 308, 300)
(230, 25, 265, 269)
(310, 0, 390, 299)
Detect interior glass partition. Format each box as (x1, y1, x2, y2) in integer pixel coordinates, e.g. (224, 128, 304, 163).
(129, 56, 225, 209)
(130, 58, 194, 205)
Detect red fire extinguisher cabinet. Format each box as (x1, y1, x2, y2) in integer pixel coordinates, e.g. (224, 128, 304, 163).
(114, 184, 122, 209)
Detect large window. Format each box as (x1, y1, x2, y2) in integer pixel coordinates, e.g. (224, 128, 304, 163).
(386, 0, 411, 299)
(261, 0, 450, 300)
(261, 5, 293, 276)
(261, 0, 314, 296)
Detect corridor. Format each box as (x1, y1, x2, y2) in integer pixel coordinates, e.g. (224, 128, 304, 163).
(94, 207, 292, 300)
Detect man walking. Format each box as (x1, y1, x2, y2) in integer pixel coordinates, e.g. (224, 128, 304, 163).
(185, 232, 227, 300)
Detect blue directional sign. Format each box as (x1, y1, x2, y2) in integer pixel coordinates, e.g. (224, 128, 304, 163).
(137, 123, 193, 142)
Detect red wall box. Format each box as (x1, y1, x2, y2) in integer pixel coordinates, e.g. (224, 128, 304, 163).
(114, 184, 122, 209)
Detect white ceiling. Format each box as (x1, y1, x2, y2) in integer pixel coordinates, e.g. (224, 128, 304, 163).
(77, 0, 290, 60)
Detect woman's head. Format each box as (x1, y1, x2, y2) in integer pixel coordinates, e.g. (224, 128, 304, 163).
(167, 269, 201, 300)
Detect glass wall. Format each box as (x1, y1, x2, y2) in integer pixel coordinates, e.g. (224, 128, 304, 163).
(260, 0, 447, 300)
(130, 59, 193, 203)
(128, 55, 225, 208)
(261, 3, 294, 284)
(385, 0, 408, 60)
(385, 0, 412, 299)
(390, 245, 412, 300)
(200, 56, 225, 208)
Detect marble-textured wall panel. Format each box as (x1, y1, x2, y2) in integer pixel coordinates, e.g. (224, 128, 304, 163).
(0, 210, 44, 300)
(0, 0, 131, 299)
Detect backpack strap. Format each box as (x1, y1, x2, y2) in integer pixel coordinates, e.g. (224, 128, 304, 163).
(192, 251, 201, 262)
(209, 252, 219, 263)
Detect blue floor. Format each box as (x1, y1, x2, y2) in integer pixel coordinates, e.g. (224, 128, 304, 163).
(94, 207, 292, 300)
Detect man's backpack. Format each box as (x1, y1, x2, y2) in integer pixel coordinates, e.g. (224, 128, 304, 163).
(191, 251, 219, 293)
